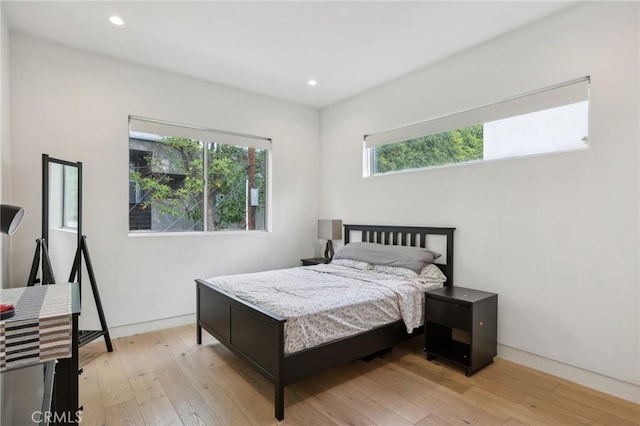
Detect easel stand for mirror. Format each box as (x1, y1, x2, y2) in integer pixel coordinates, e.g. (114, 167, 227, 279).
(28, 238, 56, 285)
(68, 235, 112, 350)
(28, 154, 113, 353)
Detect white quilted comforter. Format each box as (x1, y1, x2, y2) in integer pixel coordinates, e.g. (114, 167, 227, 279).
(202, 264, 424, 354)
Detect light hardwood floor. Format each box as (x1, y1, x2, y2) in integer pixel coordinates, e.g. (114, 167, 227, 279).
(79, 324, 639, 425)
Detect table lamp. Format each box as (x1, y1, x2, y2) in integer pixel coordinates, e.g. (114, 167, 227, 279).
(318, 219, 342, 261)
(1, 204, 25, 236)
(1, 204, 24, 319)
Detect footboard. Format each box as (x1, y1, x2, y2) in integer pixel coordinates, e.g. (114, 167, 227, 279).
(196, 279, 287, 418)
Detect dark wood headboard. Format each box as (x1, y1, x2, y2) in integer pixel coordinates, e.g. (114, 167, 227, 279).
(343, 224, 455, 286)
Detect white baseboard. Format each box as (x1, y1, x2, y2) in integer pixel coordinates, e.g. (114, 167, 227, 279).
(498, 344, 640, 404)
(107, 313, 196, 339)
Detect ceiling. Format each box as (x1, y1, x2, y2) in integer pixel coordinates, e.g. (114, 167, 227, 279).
(3, 1, 577, 109)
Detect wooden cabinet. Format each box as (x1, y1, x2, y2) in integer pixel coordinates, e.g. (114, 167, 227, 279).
(424, 286, 497, 376)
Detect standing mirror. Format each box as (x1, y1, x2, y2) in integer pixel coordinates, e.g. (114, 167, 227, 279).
(33, 154, 112, 352)
(42, 154, 82, 285)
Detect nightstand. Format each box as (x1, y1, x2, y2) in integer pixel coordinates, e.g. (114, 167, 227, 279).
(301, 257, 330, 266)
(424, 286, 497, 376)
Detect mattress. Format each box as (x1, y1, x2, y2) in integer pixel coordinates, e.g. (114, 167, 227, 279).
(202, 264, 425, 354)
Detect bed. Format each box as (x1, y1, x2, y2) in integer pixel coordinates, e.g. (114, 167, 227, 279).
(195, 224, 455, 420)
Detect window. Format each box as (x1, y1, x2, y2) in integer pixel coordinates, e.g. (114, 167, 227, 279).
(128, 117, 270, 233)
(364, 77, 590, 176)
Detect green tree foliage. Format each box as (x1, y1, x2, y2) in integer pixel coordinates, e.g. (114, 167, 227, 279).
(208, 143, 266, 229)
(131, 136, 265, 231)
(374, 124, 483, 174)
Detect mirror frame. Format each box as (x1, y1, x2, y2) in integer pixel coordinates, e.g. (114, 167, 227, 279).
(42, 154, 83, 285)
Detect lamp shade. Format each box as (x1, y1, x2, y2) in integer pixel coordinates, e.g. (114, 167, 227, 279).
(1, 204, 25, 236)
(318, 219, 342, 240)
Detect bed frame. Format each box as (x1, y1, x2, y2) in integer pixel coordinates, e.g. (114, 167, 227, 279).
(195, 224, 455, 420)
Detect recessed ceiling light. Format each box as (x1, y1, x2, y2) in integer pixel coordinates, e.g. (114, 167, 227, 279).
(307, 79, 318, 86)
(109, 15, 124, 26)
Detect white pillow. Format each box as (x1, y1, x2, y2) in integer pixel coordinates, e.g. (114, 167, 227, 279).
(372, 264, 419, 278)
(418, 264, 448, 283)
(331, 258, 372, 270)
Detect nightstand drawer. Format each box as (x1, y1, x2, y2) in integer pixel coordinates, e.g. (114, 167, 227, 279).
(426, 297, 471, 331)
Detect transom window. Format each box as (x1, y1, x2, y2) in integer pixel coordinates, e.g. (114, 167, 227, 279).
(128, 117, 270, 233)
(364, 77, 590, 176)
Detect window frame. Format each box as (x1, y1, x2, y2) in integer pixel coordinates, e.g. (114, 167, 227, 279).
(363, 76, 590, 177)
(128, 116, 271, 235)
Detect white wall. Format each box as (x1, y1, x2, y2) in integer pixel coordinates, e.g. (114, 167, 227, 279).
(9, 34, 321, 331)
(320, 2, 639, 401)
(0, 3, 12, 424)
(0, 0, 11, 289)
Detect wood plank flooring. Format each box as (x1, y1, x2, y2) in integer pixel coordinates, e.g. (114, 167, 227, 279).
(79, 324, 640, 425)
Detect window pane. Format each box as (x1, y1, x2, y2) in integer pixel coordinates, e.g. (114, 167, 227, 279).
(129, 134, 204, 232)
(374, 124, 483, 174)
(483, 101, 588, 160)
(207, 143, 267, 231)
(129, 117, 270, 233)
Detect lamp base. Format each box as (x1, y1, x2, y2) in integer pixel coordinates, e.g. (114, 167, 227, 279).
(324, 240, 334, 261)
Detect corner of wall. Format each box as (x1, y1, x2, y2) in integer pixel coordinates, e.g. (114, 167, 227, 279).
(0, 3, 11, 290)
(0, 4, 12, 424)
(0, 3, 10, 288)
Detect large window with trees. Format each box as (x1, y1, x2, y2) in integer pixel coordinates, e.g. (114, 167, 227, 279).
(364, 77, 589, 176)
(129, 117, 270, 233)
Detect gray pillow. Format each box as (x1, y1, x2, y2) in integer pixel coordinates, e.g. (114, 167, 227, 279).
(334, 242, 440, 274)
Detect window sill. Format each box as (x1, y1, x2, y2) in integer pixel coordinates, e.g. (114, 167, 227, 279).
(128, 230, 269, 238)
